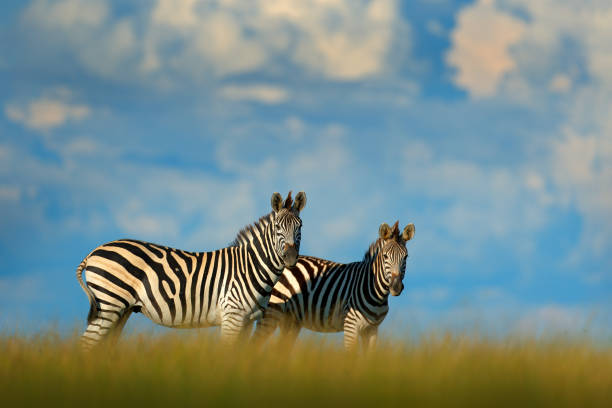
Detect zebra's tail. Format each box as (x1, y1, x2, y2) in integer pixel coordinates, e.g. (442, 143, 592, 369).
(76, 256, 98, 324)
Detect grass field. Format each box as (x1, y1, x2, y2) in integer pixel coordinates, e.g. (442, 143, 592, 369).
(1, 331, 611, 407)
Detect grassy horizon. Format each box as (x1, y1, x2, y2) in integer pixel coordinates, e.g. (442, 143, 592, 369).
(1, 331, 611, 407)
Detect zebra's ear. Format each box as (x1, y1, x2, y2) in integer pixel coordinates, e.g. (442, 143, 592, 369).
(379, 223, 392, 240)
(402, 223, 415, 242)
(292, 191, 306, 213)
(271, 192, 283, 213)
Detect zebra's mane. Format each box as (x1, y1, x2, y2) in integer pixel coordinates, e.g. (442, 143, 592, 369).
(363, 238, 384, 262)
(229, 212, 274, 247)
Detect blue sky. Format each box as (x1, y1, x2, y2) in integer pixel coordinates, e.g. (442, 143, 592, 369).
(1, 0, 610, 338)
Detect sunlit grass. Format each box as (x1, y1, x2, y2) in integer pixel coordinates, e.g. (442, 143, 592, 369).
(1, 331, 610, 407)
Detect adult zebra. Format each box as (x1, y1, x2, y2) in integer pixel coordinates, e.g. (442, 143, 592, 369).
(76, 191, 306, 349)
(252, 221, 414, 350)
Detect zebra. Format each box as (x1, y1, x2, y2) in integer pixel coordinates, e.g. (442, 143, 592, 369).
(76, 191, 306, 349)
(252, 221, 414, 351)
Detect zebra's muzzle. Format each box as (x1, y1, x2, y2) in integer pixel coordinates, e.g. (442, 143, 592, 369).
(389, 275, 404, 296)
(282, 243, 298, 267)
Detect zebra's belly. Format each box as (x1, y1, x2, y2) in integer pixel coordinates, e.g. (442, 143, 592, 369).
(300, 312, 346, 333)
(185, 302, 222, 327)
(137, 300, 222, 328)
(302, 322, 344, 333)
(143, 313, 221, 329)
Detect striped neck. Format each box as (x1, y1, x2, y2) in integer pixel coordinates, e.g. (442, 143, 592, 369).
(233, 213, 285, 278)
(362, 238, 391, 303)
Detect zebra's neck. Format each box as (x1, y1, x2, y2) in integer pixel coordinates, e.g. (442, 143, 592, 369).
(233, 213, 285, 281)
(362, 238, 390, 304)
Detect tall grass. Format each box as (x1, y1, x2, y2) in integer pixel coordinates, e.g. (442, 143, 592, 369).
(1, 331, 610, 407)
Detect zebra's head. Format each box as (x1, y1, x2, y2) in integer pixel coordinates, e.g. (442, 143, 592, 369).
(378, 221, 415, 296)
(270, 191, 306, 268)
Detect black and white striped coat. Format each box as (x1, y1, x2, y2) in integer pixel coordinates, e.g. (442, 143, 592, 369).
(253, 221, 414, 350)
(77, 191, 306, 349)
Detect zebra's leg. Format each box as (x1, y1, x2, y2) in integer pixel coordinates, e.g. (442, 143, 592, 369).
(252, 306, 282, 346)
(80, 302, 127, 350)
(238, 319, 254, 343)
(343, 312, 360, 351)
(220, 308, 249, 344)
(277, 318, 300, 350)
(360, 326, 378, 353)
(107, 307, 133, 346)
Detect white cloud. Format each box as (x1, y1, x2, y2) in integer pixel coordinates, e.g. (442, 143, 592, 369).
(318, 202, 374, 249)
(386, 284, 610, 337)
(212, 122, 385, 259)
(284, 116, 306, 140)
(0, 143, 260, 253)
(514, 305, 593, 335)
(151, 0, 402, 80)
(286, 127, 351, 186)
(5, 93, 90, 132)
(71, 164, 259, 249)
(60, 138, 102, 156)
(401, 141, 551, 259)
(19, 0, 407, 84)
(391, 302, 610, 338)
(115, 211, 180, 241)
(553, 130, 599, 188)
(551, 127, 612, 261)
(276, 0, 400, 80)
(220, 84, 289, 104)
(549, 74, 572, 93)
(0, 275, 43, 302)
(22, 0, 139, 83)
(151, 0, 200, 28)
(86, 19, 138, 78)
(447, 0, 526, 98)
(168, 10, 267, 79)
(23, 0, 108, 30)
(133, 174, 256, 249)
(446, 0, 612, 271)
(0, 186, 21, 202)
(448, 0, 612, 97)
(509, 0, 612, 87)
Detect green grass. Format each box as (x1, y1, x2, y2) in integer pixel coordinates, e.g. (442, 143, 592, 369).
(1, 331, 610, 407)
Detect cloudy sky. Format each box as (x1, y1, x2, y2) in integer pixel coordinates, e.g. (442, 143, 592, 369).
(1, 0, 610, 338)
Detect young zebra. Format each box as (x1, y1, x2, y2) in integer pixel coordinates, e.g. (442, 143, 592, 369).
(252, 221, 414, 350)
(76, 191, 306, 349)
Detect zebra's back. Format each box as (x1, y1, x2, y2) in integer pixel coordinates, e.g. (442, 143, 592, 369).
(84, 239, 235, 328)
